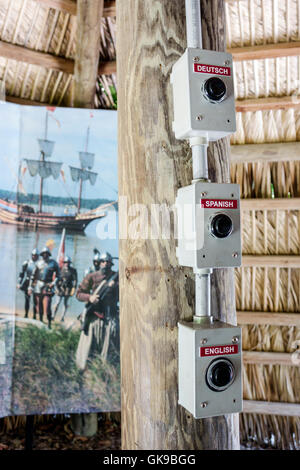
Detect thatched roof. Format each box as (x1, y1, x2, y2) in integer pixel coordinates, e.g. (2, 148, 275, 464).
(0, 0, 116, 108)
(226, 0, 300, 450)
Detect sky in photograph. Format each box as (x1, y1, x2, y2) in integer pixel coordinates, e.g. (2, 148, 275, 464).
(0, 102, 118, 202)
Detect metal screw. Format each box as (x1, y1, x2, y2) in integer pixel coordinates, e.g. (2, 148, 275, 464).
(201, 192, 207, 197)
(196, 115, 203, 121)
(200, 402, 208, 408)
(232, 252, 238, 258)
(201, 338, 208, 345)
(232, 336, 239, 344)
(224, 60, 230, 65)
(194, 56, 200, 62)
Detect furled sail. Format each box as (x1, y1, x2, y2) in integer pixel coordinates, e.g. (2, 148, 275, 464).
(25, 159, 62, 180)
(69, 166, 98, 185)
(79, 151, 95, 170)
(38, 139, 55, 157)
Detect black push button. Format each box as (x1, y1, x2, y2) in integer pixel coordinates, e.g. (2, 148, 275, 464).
(206, 358, 235, 392)
(211, 214, 233, 238)
(204, 77, 226, 102)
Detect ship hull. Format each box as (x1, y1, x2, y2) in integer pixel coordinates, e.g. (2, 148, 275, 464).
(0, 200, 105, 233)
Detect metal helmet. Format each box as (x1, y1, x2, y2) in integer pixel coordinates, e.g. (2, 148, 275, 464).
(40, 246, 51, 256)
(93, 253, 101, 263)
(63, 255, 72, 264)
(99, 252, 113, 265)
(31, 248, 39, 257)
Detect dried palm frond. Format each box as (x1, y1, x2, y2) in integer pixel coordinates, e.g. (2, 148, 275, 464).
(0, 0, 116, 109)
(231, 161, 300, 198)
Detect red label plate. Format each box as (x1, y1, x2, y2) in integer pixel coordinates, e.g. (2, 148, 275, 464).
(200, 199, 238, 209)
(200, 344, 239, 357)
(193, 63, 231, 76)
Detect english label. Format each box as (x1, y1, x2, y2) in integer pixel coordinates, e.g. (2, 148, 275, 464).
(200, 344, 239, 357)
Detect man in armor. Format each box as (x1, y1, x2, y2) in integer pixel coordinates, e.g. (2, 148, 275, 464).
(84, 252, 102, 276)
(53, 256, 77, 322)
(75, 252, 119, 371)
(28, 246, 60, 329)
(17, 248, 39, 319)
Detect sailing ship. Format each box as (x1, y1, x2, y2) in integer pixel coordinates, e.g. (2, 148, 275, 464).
(0, 111, 114, 232)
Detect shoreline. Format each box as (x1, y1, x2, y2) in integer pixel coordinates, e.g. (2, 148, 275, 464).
(0, 308, 81, 331)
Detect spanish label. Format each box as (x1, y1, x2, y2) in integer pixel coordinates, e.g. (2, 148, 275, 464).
(200, 344, 239, 357)
(193, 63, 231, 76)
(200, 199, 238, 209)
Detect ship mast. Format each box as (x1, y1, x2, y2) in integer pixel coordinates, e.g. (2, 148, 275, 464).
(23, 110, 61, 212)
(69, 125, 97, 214)
(38, 111, 48, 213)
(77, 127, 90, 214)
(77, 126, 89, 214)
(16, 160, 21, 211)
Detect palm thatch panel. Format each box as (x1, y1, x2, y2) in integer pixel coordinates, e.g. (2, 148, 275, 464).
(236, 267, 300, 311)
(231, 161, 300, 197)
(0, 0, 76, 106)
(99, 17, 116, 61)
(233, 57, 300, 99)
(0, 0, 116, 108)
(226, 0, 300, 48)
(226, 0, 300, 450)
(231, 109, 300, 144)
(240, 413, 299, 450)
(0, 1, 75, 58)
(241, 210, 300, 254)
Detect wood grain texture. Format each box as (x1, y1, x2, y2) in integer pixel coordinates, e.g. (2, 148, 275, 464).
(229, 41, 300, 62)
(243, 351, 296, 366)
(0, 40, 74, 74)
(231, 141, 300, 164)
(237, 311, 300, 326)
(241, 199, 300, 210)
(73, 0, 104, 108)
(235, 96, 300, 113)
(70, 0, 103, 435)
(98, 60, 117, 75)
(34, 0, 77, 14)
(243, 400, 300, 416)
(34, 0, 116, 17)
(242, 255, 300, 268)
(117, 0, 239, 450)
(0, 40, 115, 79)
(5, 95, 46, 106)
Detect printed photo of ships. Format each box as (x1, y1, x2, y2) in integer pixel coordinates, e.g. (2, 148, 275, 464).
(0, 102, 119, 417)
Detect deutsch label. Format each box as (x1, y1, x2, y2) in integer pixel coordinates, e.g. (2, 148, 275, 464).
(193, 63, 231, 76)
(200, 344, 239, 357)
(200, 199, 238, 209)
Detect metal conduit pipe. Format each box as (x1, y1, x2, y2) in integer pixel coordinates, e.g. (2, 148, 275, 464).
(185, 3, 212, 320)
(194, 270, 213, 320)
(185, 0, 202, 49)
(190, 136, 209, 181)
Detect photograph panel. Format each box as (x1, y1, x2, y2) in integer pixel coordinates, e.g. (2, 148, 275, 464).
(0, 103, 119, 416)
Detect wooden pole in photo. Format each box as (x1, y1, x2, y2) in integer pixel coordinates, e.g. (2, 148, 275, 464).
(70, 0, 104, 437)
(117, 0, 239, 450)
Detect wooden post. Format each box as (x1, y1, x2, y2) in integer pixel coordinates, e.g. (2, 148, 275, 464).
(70, 0, 104, 437)
(117, 0, 239, 450)
(73, 0, 104, 108)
